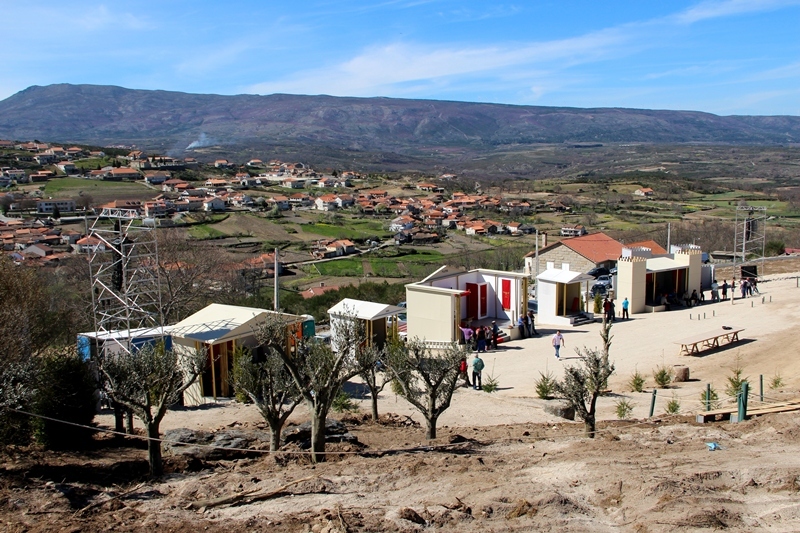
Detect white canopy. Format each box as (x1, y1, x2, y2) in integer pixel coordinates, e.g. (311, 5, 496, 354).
(328, 298, 405, 321)
(646, 257, 687, 273)
(536, 268, 595, 284)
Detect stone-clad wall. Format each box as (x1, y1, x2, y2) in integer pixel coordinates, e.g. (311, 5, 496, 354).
(534, 245, 595, 275)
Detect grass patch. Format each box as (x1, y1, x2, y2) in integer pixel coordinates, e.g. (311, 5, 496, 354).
(301, 219, 389, 240)
(314, 258, 364, 277)
(189, 224, 227, 239)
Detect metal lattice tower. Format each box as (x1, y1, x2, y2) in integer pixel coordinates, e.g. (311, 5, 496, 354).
(732, 205, 767, 283)
(88, 208, 164, 355)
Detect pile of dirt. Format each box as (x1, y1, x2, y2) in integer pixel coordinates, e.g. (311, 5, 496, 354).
(4, 411, 800, 532)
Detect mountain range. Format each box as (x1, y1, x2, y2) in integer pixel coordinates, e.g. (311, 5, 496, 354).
(1, 84, 799, 163)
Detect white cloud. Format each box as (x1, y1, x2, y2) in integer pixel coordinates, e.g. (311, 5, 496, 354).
(674, 0, 800, 24)
(247, 27, 628, 97)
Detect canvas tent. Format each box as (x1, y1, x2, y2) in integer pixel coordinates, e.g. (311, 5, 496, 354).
(328, 298, 405, 352)
(170, 303, 309, 406)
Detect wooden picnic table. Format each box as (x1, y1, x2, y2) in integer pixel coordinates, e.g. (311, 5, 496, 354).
(675, 327, 744, 356)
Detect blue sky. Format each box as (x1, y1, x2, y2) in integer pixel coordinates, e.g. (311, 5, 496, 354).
(2, 0, 800, 115)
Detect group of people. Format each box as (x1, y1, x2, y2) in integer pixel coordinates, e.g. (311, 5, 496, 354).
(601, 297, 630, 322)
(517, 310, 538, 338)
(459, 354, 486, 390)
(460, 321, 501, 353)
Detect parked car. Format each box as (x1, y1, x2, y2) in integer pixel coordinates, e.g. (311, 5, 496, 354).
(587, 266, 610, 278)
(590, 283, 608, 297)
(527, 300, 538, 314)
(595, 274, 613, 288)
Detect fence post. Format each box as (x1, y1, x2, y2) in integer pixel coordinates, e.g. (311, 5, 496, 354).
(649, 389, 657, 417)
(706, 383, 711, 411)
(736, 382, 749, 423)
(760, 374, 763, 402)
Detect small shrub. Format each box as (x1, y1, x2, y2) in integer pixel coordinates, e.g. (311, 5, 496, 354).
(332, 391, 359, 413)
(629, 370, 645, 392)
(700, 385, 721, 410)
(593, 293, 603, 314)
(769, 372, 785, 390)
(482, 372, 500, 393)
(665, 395, 681, 414)
(615, 399, 634, 419)
(33, 351, 97, 449)
(653, 366, 673, 389)
(535, 371, 557, 399)
(725, 356, 749, 399)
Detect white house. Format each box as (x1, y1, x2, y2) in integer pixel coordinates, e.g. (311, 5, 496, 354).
(202, 197, 226, 211)
(328, 298, 405, 353)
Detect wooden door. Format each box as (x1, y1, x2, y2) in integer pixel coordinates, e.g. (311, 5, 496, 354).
(465, 282, 478, 320)
(479, 284, 488, 318)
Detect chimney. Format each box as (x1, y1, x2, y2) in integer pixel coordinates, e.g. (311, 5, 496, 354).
(541, 232, 548, 248)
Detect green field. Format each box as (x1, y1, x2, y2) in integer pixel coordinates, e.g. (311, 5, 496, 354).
(311, 248, 443, 278)
(42, 177, 153, 202)
(301, 219, 390, 240)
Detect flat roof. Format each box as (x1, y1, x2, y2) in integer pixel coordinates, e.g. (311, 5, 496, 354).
(536, 268, 595, 284)
(646, 257, 688, 273)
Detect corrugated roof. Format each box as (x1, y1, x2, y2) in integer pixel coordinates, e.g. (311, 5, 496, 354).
(170, 304, 303, 344)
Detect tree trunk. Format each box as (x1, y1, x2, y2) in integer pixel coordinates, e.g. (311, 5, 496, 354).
(425, 415, 438, 440)
(310, 407, 327, 463)
(584, 415, 596, 438)
(126, 410, 134, 434)
(371, 393, 379, 422)
(147, 422, 163, 477)
(113, 404, 124, 435)
(269, 426, 281, 452)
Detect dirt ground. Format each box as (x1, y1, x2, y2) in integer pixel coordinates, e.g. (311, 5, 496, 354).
(2, 270, 800, 532)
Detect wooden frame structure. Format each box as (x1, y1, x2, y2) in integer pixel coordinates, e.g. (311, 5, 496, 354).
(675, 327, 744, 356)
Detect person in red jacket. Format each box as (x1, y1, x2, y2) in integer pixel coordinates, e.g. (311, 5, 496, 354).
(458, 356, 471, 388)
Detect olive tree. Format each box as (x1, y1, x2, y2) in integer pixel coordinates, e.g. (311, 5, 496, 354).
(555, 321, 615, 438)
(384, 339, 468, 439)
(358, 344, 393, 422)
(98, 342, 206, 477)
(232, 314, 302, 451)
(262, 310, 376, 463)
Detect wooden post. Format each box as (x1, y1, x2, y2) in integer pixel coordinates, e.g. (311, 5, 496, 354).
(649, 389, 657, 417)
(736, 382, 749, 423)
(760, 374, 764, 402)
(706, 383, 711, 411)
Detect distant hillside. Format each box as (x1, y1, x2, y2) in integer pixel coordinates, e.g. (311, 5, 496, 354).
(1, 84, 799, 158)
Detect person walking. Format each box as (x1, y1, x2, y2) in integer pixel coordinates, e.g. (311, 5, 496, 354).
(458, 356, 471, 388)
(552, 330, 565, 360)
(517, 315, 526, 339)
(740, 279, 747, 299)
(751, 277, 760, 294)
(711, 280, 719, 302)
(621, 297, 629, 320)
(471, 353, 484, 390)
(528, 310, 538, 336)
(721, 280, 728, 300)
(491, 321, 499, 350)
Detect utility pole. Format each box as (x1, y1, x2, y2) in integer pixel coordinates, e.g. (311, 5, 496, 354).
(273, 247, 279, 311)
(666, 222, 671, 251)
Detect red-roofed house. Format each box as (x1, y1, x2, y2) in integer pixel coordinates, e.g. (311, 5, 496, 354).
(301, 282, 340, 299)
(525, 232, 624, 276)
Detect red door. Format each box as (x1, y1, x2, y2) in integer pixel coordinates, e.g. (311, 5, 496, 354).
(479, 284, 488, 318)
(465, 282, 478, 319)
(501, 279, 511, 310)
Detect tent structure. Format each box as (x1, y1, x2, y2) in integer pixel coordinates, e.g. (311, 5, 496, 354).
(404, 266, 528, 343)
(536, 263, 595, 326)
(170, 304, 311, 405)
(328, 298, 405, 352)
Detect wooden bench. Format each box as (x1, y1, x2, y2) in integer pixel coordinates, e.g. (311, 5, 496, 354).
(675, 327, 744, 356)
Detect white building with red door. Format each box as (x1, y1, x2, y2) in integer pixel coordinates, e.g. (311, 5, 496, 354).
(404, 266, 528, 345)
